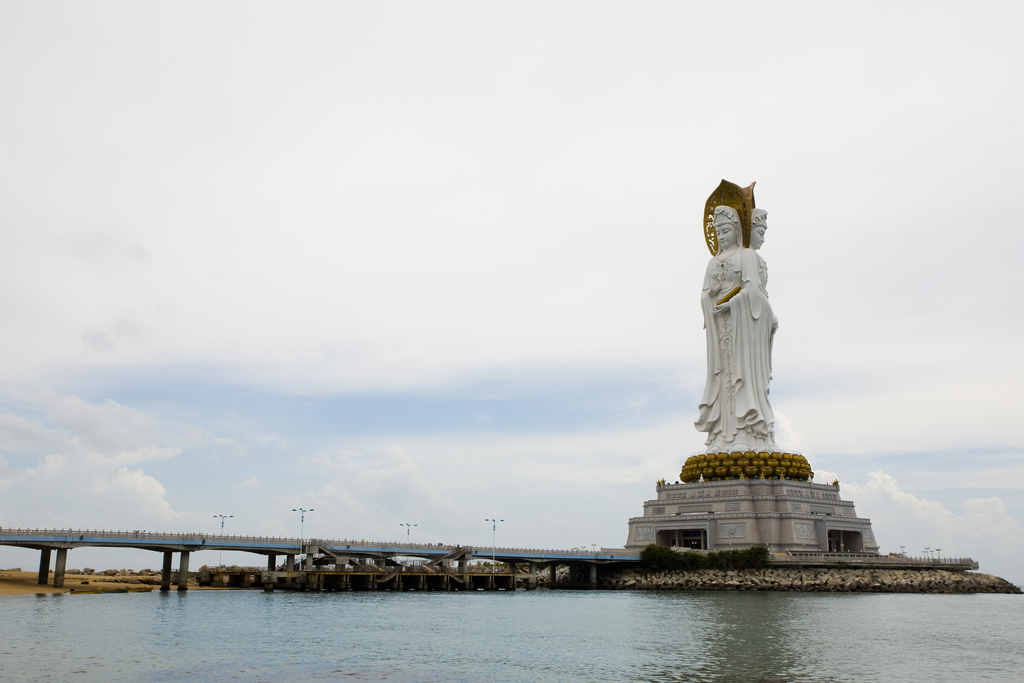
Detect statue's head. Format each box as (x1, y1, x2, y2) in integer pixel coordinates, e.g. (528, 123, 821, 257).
(713, 205, 741, 250)
(751, 209, 768, 250)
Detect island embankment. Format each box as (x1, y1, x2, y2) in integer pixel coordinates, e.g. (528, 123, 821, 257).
(0, 568, 216, 595)
(566, 567, 1021, 594)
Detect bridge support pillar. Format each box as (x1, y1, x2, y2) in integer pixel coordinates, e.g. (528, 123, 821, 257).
(53, 548, 68, 588)
(37, 548, 52, 585)
(589, 563, 597, 589)
(286, 554, 295, 571)
(549, 563, 557, 586)
(528, 562, 537, 589)
(177, 551, 190, 591)
(267, 554, 276, 571)
(160, 552, 173, 591)
(305, 552, 313, 571)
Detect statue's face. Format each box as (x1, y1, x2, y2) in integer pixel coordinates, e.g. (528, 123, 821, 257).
(751, 224, 766, 250)
(715, 220, 738, 250)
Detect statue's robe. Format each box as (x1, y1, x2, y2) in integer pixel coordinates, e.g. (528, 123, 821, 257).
(695, 247, 775, 451)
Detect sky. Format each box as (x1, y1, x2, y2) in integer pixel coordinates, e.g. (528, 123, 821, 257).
(1, 1, 1022, 582)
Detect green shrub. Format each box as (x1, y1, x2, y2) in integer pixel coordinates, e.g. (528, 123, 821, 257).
(639, 544, 770, 572)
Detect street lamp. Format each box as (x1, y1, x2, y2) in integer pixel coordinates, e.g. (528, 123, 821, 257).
(399, 523, 417, 544)
(935, 548, 942, 561)
(923, 547, 931, 560)
(900, 545, 906, 556)
(292, 507, 314, 550)
(484, 518, 504, 574)
(213, 514, 232, 566)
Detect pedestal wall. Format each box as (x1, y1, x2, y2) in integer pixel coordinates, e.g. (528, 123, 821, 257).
(625, 479, 879, 554)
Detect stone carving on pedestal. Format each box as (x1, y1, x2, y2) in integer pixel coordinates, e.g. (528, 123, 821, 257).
(719, 523, 747, 539)
(794, 523, 816, 539)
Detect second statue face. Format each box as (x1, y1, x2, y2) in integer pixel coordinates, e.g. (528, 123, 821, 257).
(751, 209, 768, 250)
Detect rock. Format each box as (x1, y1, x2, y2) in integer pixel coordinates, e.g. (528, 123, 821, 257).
(594, 566, 1020, 594)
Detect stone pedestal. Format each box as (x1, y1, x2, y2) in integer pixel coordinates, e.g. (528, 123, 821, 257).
(626, 478, 879, 553)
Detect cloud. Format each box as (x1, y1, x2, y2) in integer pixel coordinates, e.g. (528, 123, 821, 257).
(773, 411, 803, 453)
(236, 476, 259, 490)
(845, 470, 1024, 561)
(109, 467, 182, 521)
(0, 413, 67, 452)
(34, 393, 180, 464)
(0, 395, 189, 530)
(291, 446, 487, 542)
(81, 311, 152, 351)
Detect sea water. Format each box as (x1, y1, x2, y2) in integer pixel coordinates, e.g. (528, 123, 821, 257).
(1, 589, 1021, 682)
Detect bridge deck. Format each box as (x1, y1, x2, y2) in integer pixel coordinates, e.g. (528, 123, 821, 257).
(0, 528, 640, 563)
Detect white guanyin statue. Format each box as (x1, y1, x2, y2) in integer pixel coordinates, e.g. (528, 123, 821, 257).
(694, 199, 777, 452)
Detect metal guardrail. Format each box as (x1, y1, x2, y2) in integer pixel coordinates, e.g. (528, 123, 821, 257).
(0, 528, 639, 560)
(203, 565, 514, 575)
(774, 552, 978, 569)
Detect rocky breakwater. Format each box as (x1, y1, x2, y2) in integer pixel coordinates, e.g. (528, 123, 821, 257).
(601, 567, 1021, 594)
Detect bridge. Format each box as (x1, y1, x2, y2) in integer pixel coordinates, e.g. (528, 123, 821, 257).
(2, 528, 978, 592)
(0, 528, 641, 591)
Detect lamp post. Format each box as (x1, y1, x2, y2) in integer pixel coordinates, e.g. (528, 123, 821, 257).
(923, 547, 931, 560)
(900, 545, 906, 557)
(292, 508, 314, 561)
(935, 548, 942, 562)
(213, 514, 232, 566)
(399, 523, 417, 544)
(484, 518, 503, 574)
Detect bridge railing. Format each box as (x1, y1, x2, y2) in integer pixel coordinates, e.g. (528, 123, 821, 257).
(0, 528, 640, 559)
(777, 552, 978, 569)
(0, 528, 307, 545)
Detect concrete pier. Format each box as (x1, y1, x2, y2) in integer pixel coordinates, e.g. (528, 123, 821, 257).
(37, 548, 52, 585)
(161, 551, 173, 591)
(267, 554, 276, 571)
(53, 548, 68, 588)
(177, 550, 190, 591)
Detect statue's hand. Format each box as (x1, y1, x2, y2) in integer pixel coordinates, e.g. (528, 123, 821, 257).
(712, 302, 730, 316)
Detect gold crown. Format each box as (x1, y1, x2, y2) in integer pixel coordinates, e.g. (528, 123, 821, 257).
(703, 180, 756, 255)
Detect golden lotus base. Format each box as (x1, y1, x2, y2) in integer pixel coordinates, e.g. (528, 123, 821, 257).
(680, 452, 814, 484)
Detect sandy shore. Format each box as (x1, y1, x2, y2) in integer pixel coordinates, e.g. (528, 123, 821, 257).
(0, 570, 223, 595)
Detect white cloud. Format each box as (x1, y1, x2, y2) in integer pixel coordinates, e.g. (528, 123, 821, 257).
(844, 470, 1024, 580)
(30, 393, 180, 465)
(237, 476, 259, 490)
(0, 396, 188, 530)
(773, 411, 803, 453)
(0, 413, 66, 452)
(110, 467, 182, 521)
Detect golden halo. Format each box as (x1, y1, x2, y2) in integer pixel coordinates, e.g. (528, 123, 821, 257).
(703, 180, 756, 255)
